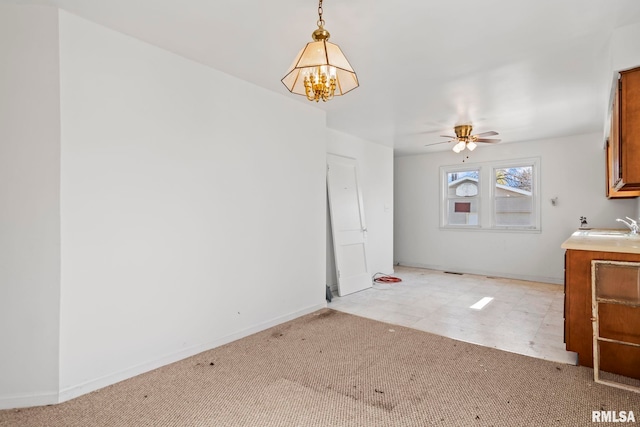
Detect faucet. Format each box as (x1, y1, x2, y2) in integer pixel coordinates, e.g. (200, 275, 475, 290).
(616, 217, 639, 235)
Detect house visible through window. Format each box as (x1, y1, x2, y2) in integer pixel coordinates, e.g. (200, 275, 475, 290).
(441, 158, 540, 231)
(445, 170, 479, 226)
(494, 166, 534, 227)
(454, 202, 471, 213)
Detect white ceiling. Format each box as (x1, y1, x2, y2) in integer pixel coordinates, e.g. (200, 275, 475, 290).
(18, 0, 640, 155)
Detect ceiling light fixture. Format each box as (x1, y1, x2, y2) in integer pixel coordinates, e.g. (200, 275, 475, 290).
(452, 139, 477, 153)
(281, 0, 358, 102)
(450, 125, 484, 153)
(452, 140, 466, 153)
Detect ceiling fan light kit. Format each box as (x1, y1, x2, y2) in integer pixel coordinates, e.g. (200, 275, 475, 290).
(281, 0, 358, 102)
(452, 140, 466, 153)
(426, 124, 501, 154)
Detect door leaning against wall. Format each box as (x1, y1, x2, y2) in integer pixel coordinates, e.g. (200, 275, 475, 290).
(326, 154, 371, 297)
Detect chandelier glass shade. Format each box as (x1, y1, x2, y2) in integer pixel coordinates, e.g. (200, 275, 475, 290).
(281, 1, 358, 102)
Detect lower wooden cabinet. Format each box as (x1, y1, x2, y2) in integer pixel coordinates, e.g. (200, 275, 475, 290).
(564, 249, 640, 379)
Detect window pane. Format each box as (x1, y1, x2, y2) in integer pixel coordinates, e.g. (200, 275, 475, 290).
(447, 198, 479, 225)
(495, 166, 532, 191)
(445, 169, 480, 226)
(447, 170, 479, 196)
(447, 170, 479, 184)
(494, 166, 533, 227)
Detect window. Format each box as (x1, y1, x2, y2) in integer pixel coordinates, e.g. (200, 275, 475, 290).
(493, 165, 535, 228)
(445, 169, 480, 227)
(441, 158, 540, 231)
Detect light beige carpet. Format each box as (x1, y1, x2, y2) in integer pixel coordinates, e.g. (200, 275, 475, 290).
(1, 309, 639, 426)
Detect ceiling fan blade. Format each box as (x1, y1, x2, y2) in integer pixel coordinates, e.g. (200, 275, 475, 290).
(439, 135, 456, 139)
(475, 138, 501, 143)
(412, 130, 440, 135)
(424, 141, 451, 147)
(474, 131, 499, 137)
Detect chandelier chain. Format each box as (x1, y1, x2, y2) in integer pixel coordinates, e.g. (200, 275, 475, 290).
(317, 0, 325, 28)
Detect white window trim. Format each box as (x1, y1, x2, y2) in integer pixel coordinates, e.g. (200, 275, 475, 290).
(440, 157, 541, 232)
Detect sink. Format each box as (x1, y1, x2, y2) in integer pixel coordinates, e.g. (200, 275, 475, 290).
(586, 230, 628, 236)
(576, 229, 638, 238)
(564, 228, 640, 253)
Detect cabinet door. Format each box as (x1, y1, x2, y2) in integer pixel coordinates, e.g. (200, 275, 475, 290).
(615, 67, 640, 191)
(606, 138, 640, 198)
(565, 248, 640, 377)
(606, 81, 640, 198)
(611, 82, 622, 188)
(592, 261, 640, 381)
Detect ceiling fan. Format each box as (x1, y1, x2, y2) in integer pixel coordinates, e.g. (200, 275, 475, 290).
(426, 124, 501, 153)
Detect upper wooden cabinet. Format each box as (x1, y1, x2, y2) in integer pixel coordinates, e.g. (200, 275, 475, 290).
(606, 138, 640, 198)
(610, 66, 640, 193)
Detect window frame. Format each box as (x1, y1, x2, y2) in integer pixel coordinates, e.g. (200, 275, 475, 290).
(440, 165, 482, 229)
(490, 159, 540, 230)
(440, 157, 541, 232)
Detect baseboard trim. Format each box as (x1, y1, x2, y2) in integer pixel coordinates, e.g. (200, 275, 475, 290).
(0, 303, 326, 410)
(58, 302, 327, 404)
(397, 261, 563, 285)
(0, 390, 59, 410)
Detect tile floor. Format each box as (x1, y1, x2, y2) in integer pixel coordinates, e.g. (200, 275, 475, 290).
(328, 265, 578, 365)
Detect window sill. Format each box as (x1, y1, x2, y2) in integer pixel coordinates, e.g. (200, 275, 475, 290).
(440, 226, 541, 234)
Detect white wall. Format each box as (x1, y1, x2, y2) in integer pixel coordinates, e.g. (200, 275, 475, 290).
(394, 133, 638, 284)
(602, 21, 640, 137)
(611, 22, 640, 74)
(326, 130, 394, 291)
(57, 10, 328, 400)
(0, 7, 328, 408)
(0, 5, 61, 408)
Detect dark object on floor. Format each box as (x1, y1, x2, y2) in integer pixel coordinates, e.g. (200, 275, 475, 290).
(373, 272, 402, 283)
(374, 276, 402, 283)
(325, 285, 332, 302)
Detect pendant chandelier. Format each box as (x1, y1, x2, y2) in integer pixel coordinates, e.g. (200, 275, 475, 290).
(281, 0, 359, 102)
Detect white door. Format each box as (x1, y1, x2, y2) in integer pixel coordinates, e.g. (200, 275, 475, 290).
(326, 154, 371, 297)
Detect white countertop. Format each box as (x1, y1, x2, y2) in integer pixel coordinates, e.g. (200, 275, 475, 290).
(561, 228, 640, 254)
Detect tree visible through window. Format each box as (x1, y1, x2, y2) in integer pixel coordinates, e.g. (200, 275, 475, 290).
(496, 167, 532, 191)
